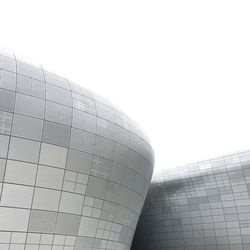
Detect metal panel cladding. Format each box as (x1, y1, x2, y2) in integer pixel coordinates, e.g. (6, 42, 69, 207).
(0, 50, 154, 250)
(132, 151, 250, 250)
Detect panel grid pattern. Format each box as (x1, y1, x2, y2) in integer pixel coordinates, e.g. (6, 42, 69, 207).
(0, 50, 154, 250)
(132, 151, 250, 250)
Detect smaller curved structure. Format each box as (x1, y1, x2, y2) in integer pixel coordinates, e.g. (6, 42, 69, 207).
(132, 151, 250, 250)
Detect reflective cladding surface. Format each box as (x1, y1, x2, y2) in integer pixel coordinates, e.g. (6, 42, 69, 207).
(132, 151, 250, 250)
(0, 50, 154, 250)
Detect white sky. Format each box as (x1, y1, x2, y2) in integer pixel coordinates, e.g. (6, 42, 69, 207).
(1, 0, 250, 174)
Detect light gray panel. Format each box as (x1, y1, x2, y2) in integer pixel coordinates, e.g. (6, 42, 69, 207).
(8, 137, 40, 163)
(4, 160, 37, 185)
(55, 213, 81, 235)
(12, 114, 43, 140)
(78, 217, 98, 237)
(96, 117, 116, 140)
(0, 111, 13, 135)
(74, 236, 94, 248)
(59, 192, 84, 215)
(69, 81, 94, 99)
(96, 102, 116, 123)
(0, 54, 16, 72)
(116, 126, 131, 147)
(94, 136, 115, 160)
(46, 83, 72, 106)
(0, 134, 9, 158)
(70, 128, 95, 154)
(130, 133, 143, 155)
(123, 168, 137, 191)
(15, 93, 45, 118)
(110, 162, 126, 184)
(44, 70, 70, 90)
(72, 92, 96, 114)
(72, 109, 96, 133)
(114, 143, 129, 166)
(32, 188, 60, 211)
(16, 59, 44, 80)
(45, 100, 72, 126)
(66, 149, 92, 174)
(115, 111, 130, 129)
(0, 69, 16, 91)
(42, 121, 70, 147)
(16, 74, 45, 99)
(0, 207, 30, 231)
(0, 88, 15, 112)
(105, 182, 122, 204)
(28, 209, 58, 234)
(0, 183, 34, 208)
(86, 176, 108, 199)
(0, 159, 6, 182)
(90, 156, 112, 179)
(36, 165, 64, 190)
(39, 143, 68, 168)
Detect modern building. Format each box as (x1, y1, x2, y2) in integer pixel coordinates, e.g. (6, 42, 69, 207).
(0, 50, 154, 250)
(132, 151, 250, 250)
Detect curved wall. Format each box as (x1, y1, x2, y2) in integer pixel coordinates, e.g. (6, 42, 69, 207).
(132, 151, 250, 250)
(0, 50, 154, 250)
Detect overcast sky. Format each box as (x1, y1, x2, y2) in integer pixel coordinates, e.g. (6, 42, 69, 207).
(1, 0, 250, 174)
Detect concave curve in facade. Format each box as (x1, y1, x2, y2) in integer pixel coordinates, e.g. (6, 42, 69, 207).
(132, 150, 250, 250)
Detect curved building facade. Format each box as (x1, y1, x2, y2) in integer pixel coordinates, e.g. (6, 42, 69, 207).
(132, 151, 250, 250)
(0, 50, 154, 250)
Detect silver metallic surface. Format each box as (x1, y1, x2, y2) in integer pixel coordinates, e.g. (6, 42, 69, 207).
(0, 50, 154, 250)
(132, 151, 250, 250)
